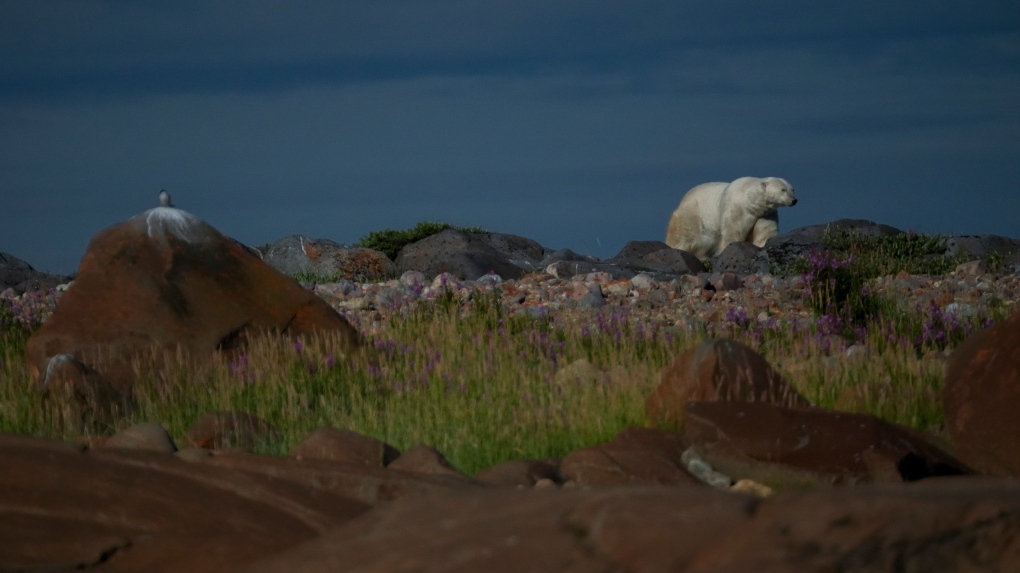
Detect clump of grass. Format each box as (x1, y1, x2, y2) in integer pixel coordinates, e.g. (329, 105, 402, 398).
(356, 221, 487, 260)
(819, 227, 963, 277)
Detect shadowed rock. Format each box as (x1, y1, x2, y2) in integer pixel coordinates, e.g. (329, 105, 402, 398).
(289, 427, 400, 467)
(945, 309, 1020, 476)
(185, 411, 283, 452)
(559, 426, 701, 487)
(684, 401, 971, 489)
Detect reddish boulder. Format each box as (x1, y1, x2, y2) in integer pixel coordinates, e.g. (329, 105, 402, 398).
(0, 432, 368, 573)
(24, 205, 361, 402)
(185, 411, 282, 451)
(646, 338, 809, 429)
(559, 426, 701, 487)
(289, 427, 400, 466)
(684, 401, 970, 489)
(944, 311, 1020, 476)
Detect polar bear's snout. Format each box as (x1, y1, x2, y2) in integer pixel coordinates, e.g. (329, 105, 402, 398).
(791, 197, 798, 206)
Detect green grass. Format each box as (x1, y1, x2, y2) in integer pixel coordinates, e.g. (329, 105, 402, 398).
(355, 221, 487, 261)
(2, 285, 1011, 474)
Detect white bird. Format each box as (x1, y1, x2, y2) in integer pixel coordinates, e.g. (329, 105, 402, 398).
(159, 189, 173, 208)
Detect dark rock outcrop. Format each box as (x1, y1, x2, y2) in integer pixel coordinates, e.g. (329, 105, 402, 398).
(0, 251, 72, 294)
(395, 228, 546, 280)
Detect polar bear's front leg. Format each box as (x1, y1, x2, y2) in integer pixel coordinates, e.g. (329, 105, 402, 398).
(717, 206, 758, 255)
(750, 211, 779, 247)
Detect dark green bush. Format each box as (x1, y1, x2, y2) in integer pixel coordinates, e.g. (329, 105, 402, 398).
(355, 221, 486, 261)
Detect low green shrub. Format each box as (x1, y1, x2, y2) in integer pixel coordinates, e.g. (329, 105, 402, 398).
(356, 221, 486, 260)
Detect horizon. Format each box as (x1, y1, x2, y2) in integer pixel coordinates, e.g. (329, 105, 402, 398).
(2, 2, 1018, 274)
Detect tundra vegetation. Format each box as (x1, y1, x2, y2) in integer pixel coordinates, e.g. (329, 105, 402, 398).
(0, 229, 1010, 474)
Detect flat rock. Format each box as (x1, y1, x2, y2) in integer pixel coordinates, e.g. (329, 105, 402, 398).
(944, 309, 1020, 476)
(646, 338, 810, 429)
(0, 432, 369, 573)
(236, 486, 756, 573)
(201, 452, 482, 505)
(684, 401, 970, 489)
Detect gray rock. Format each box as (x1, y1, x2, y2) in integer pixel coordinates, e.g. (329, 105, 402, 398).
(395, 229, 546, 280)
(0, 252, 73, 294)
(104, 422, 177, 453)
(712, 242, 772, 275)
(604, 241, 706, 280)
(945, 235, 1020, 271)
(261, 235, 396, 282)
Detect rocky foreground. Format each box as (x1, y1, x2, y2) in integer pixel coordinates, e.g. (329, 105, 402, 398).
(4, 210, 1020, 571)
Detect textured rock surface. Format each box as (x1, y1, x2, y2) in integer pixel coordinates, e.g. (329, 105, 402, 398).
(261, 235, 396, 282)
(23, 206, 361, 408)
(685, 401, 970, 489)
(395, 228, 546, 280)
(237, 486, 756, 573)
(0, 433, 369, 573)
(201, 452, 482, 505)
(559, 426, 700, 487)
(944, 309, 1020, 476)
(646, 338, 810, 429)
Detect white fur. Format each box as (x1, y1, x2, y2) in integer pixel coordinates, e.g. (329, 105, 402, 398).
(665, 176, 797, 261)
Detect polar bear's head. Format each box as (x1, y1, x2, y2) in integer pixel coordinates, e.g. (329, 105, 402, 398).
(760, 177, 797, 209)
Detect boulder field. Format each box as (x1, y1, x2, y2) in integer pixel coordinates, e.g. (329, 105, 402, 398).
(4, 208, 1020, 570)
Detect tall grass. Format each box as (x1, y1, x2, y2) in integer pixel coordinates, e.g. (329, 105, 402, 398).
(1, 284, 1009, 473)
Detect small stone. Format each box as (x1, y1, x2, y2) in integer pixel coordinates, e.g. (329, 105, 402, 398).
(730, 478, 774, 498)
(104, 422, 177, 454)
(533, 478, 557, 490)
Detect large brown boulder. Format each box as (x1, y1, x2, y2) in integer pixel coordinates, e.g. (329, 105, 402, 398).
(944, 310, 1020, 476)
(24, 205, 361, 403)
(0, 432, 369, 573)
(684, 401, 970, 489)
(237, 486, 756, 573)
(686, 477, 1020, 572)
(236, 478, 1020, 572)
(646, 338, 809, 429)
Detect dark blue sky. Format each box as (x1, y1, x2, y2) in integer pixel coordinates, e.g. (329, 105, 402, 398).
(2, 1, 1019, 274)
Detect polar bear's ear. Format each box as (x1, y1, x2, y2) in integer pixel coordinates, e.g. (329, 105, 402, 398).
(760, 180, 768, 191)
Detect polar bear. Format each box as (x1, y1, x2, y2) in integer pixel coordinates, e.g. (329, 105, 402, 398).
(665, 177, 797, 262)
